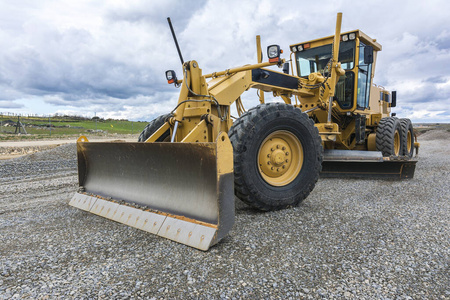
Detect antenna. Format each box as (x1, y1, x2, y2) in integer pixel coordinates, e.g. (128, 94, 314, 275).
(167, 17, 184, 65)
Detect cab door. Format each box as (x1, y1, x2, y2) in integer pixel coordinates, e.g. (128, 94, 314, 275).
(356, 42, 373, 109)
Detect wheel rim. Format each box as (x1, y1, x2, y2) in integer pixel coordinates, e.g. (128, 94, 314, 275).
(258, 130, 304, 186)
(394, 130, 400, 156)
(406, 130, 412, 153)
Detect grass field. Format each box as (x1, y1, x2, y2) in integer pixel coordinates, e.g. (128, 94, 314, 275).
(0, 114, 148, 140)
(1, 113, 448, 141)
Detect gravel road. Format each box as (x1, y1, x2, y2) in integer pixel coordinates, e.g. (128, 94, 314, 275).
(0, 130, 448, 299)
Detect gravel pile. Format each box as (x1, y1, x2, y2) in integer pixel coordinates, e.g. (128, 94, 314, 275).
(0, 131, 449, 299)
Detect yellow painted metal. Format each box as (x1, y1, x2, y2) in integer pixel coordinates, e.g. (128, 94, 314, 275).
(77, 136, 89, 142)
(204, 60, 283, 79)
(414, 141, 420, 155)
(180, 119, 209, 143)
(183, 106, 210, 117)
(208, 71, 252, 105)
(257, 130, 304, 186)
(367, 133, 377, 151)
(315, 123, 340, 135)
(256, 35, 263, 64)
(173, 67, 191, 123)
(256, 35, 265, 104)
(145, 122, 170, 142)
(216, 132, 234, 175)
(332, 14, 343, 66)
(327, 12, 343, 100)
(289, 29, 382, 53)
(280, 95, 292, 105)
(369, 113, 382, 127)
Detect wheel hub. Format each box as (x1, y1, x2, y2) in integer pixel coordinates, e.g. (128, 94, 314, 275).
(271, 149, 286, 166)
(261, 141, 292, 176)
(258, 130, 303, 186)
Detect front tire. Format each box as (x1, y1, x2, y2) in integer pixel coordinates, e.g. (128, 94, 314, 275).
(138, 114, 171, 142)
(228, 103, 323, 211)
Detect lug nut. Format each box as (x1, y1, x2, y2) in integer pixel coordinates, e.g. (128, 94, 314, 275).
(282, 146, 286, 150)
(286, 152, 289, 155)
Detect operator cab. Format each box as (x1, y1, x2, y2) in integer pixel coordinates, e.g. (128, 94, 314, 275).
(290, 30, 382, 112)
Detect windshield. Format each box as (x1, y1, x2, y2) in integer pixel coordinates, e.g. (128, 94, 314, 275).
(295, 40, 355, 77)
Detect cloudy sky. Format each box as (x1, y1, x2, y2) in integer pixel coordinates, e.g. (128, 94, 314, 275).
(0, 0, 449, 122)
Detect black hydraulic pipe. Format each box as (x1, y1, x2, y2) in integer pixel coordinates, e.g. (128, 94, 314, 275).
(167, 17, 184, 65)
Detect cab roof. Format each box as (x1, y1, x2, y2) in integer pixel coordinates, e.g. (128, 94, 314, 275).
(289, 30, 382, 52)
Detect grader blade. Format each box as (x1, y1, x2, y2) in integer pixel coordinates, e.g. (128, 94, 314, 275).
(69, 134, 234, 251)
(320, 150, 417, 179)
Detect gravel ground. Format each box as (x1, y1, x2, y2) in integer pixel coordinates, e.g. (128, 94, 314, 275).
(0, 130, 448, 299)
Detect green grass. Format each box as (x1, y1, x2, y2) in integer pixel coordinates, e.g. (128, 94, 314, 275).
(0, 114, 148, 140)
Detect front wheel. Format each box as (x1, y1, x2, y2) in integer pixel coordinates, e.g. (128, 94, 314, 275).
(228, 103, 323, 211)
(138, 114, 171, 142)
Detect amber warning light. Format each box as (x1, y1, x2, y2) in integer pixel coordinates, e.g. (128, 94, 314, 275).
(166, 70, 177, 84)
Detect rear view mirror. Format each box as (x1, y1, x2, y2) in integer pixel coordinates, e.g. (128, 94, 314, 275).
(391, 91, 397, 107)
(282, 62, 290, 74)
(364, 46, 374, 64)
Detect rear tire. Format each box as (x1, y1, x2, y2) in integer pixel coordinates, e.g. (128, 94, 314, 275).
(228, 103, 323, 211)
(138, 114, 171, 142)
(400, 118, 414, 158)
(376, 117, 405, 157)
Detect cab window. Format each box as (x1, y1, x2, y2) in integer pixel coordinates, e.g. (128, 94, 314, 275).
(295, 40, 355, 77)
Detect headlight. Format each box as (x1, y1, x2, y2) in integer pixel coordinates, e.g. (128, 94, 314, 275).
(298, 45, 303, 51)
(267, 45, 281, 63)
(165, 70, 177, 84)
(291, 46, 297, 53)
(349, 33, 356, 40)
(342, 34, 348, 42)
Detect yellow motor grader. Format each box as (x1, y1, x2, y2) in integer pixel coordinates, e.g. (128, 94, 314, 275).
(70, 13, 418, 250)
